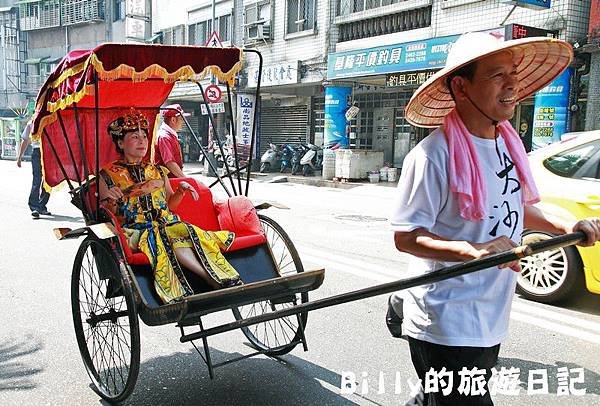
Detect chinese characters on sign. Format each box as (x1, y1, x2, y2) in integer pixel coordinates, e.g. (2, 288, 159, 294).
(386, 70, 437, 88)
(247, 61, 300, 88)
(235, 94, 258, 159)
(327, 35, 459, 80)
(340, 367, 586, 397)
(125, 0, 147, 42)
(532, 68, 572, 149)
(200, 103, 225, 115)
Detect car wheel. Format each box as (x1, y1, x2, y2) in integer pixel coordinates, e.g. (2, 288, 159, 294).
(517, 230, 584, 304)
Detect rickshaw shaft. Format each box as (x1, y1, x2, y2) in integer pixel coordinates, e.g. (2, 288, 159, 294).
(180, 231, 585, 343)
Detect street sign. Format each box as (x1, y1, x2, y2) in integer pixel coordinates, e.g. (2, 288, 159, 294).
(200, 102, 225, 115)
(204, 84, 222, 103)
(205, 31, 223, 48)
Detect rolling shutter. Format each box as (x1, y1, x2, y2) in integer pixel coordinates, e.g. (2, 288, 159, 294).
(259, 106, 308, 154)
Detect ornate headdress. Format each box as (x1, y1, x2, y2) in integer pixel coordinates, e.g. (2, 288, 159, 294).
(108, 112, 150, 141)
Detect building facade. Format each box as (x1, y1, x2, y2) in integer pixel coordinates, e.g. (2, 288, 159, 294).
(0, 0, 152, 159)
(327, 0, 592, 167)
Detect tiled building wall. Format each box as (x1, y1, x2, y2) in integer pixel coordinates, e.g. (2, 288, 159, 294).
(434, 0, 591, 43)
(246, 0, 332, 84)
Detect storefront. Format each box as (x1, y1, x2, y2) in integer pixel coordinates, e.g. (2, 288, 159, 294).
(0, 117, 25, 160)
(325, 25, 573, 164)
(247, 60, 315, 154)
(326, 34, 460, 167)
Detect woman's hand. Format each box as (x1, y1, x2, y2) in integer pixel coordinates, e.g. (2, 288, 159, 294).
(102, 184, 124, 202)
(176, 181, 199, 201)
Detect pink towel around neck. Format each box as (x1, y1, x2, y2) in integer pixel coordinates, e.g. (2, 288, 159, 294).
(443, 109, 540, 221)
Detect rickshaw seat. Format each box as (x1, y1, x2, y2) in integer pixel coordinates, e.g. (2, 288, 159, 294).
(103, 177, 267, 266)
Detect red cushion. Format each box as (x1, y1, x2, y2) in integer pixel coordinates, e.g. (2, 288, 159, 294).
(104, 178, 267, 265)
(228, 234, 268, 252)
(101, 206, 150, 265)
(170, 178, 220, 231)
(214, 196, 263, 236)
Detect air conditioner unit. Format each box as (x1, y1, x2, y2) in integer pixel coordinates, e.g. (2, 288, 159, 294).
(246, 22, 271, 41)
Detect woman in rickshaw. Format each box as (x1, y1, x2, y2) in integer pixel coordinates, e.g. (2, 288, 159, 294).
(98, 111, 242, 304)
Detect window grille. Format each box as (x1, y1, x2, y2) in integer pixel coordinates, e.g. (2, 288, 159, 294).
(189, 21, 211, 45)
(245, 1, 272, 41)
(287, 0, 315, 34)
(19, 0, 61, 31)
(62, 0, 105, 26)
(189, 15, 231, 45)
(337, 0, 403, 16)
(218, 14, 231, 42)
(338, 6, 431, 41)
(114, 0, 125, 21)
(162, 25, 186, 45)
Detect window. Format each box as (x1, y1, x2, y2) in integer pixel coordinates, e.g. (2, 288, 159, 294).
(162, 25, 185, 45)
(245, 0, 271, 24)
(245, 1, 272, 41)
(114, 0, 125, 21)
(287, 0, 315, 34)
(19, 0, 61, 31)
(337, 0, 401, 16)
(218, 14, 231, 42)
(62, 0, 105, 25)
(544, 141, 600, 179)
(189, 20, 211, 45)
(189, 15, 231, 45)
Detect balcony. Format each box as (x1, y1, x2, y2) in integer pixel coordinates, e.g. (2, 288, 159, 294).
(338, 6, 431, 42)
(17, 0, 105, 31)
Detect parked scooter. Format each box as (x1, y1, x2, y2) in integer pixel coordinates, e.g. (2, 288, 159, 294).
(279, 144, 295, 173)
(213, 137, 235, 169)
(300, 143, 323, 176)
(291, 144, 310, 175)
(260, 143, 281, 173)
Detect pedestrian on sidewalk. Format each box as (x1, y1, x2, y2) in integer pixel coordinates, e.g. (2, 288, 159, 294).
(153, 104, 190, 178)
(16, 119, 51, 218)
(390, 32, 600, 405)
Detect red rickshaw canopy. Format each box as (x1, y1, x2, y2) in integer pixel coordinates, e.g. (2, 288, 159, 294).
(32, 43, 243, 187)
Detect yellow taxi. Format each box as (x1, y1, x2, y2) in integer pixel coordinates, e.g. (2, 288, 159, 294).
(518, 130, 600, 303)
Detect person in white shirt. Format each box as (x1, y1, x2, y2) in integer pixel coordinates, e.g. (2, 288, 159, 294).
(391, 32, 600, 405)
(16, 120, 51, 218)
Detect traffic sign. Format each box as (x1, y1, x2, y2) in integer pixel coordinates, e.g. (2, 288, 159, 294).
(204, 84, 222, 103)
(205, 31, 223, 48)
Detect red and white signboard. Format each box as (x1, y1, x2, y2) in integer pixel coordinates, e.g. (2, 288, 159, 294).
(204, 84, 222, 103)
(205, 31, 223, 48)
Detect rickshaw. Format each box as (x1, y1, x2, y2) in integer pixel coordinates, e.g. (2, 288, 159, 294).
(31, 43, 586, 403)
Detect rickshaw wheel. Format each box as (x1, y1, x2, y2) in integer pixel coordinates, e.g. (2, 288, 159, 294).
(232, 214, 308, 356)
(71, 236, 141, 402)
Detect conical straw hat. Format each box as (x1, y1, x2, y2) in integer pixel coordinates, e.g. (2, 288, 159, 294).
(405, 32, 573, 128)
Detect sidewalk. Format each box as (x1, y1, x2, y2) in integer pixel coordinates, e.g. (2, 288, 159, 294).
(182, 162, 399, 189)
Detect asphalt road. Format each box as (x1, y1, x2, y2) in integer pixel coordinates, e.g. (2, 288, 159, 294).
(0, 159, 599, 405)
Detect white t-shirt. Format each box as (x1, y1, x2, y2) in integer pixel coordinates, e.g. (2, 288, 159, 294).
(390, 128, 524, 347)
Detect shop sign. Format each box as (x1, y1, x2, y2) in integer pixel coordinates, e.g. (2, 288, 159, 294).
(235, 94, 259, 158)
(324, 86, 351, 148)
(386, 69, 437, 88)
(590, 0, 600, 42)
(500, 0, 551, 9)
(327, 35, 460, 80)
(125, 0, 147, 41)
(200, 102, 225, 115)
(504, 23, 557, 40)
(532, 68, 571, 149)
(247, 61, 300, 88)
